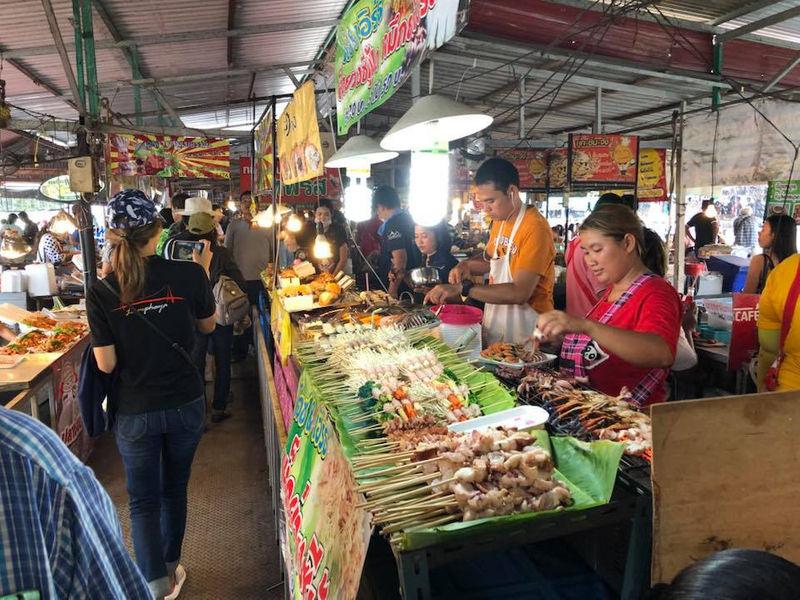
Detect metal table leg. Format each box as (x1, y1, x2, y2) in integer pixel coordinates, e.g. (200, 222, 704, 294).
(396, 550, 431, 600)
(621, 494, 652, 600)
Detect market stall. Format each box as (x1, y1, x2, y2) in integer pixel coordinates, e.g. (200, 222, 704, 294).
(255, 264, 655, 598)
(0, 305, 92, 461)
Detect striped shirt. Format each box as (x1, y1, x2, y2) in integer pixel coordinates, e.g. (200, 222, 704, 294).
(0, 407, 151, 599)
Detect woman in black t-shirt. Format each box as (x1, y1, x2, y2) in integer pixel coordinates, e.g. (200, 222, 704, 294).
(312, 200, 349, 274)
(86, 189, 215, 600)
(414, 222, 458, 284)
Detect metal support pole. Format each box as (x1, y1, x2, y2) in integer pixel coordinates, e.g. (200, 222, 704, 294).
(75, 129, 96, 296)
(712, 40, 723, 110)
(411, 66, 421, 103)
(131, 49, 142, 125)
(673, 101, 687, 292)
(270, 95, 278, 262)
(594, 88, 602, 134)
(81, 0, 100, 120)
(428, 58, 434, 95)
(519, 78, 526, 139)
(71, 0, 85, 112)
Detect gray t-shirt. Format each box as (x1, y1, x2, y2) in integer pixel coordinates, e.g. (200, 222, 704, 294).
(224, 218, 273, 281)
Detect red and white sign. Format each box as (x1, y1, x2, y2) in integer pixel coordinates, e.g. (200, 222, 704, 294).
(239, 156, 253, 193)
(729, 293, 760, 371)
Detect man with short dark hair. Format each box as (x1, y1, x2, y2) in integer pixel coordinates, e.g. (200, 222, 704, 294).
(425, 158, 555, 344)
(156, 191, 191, 256)
(18, 211, 38, 244)
(686, 199, 720, 256)
(374, 185, 421, 298)
(0, 406, 151, 598)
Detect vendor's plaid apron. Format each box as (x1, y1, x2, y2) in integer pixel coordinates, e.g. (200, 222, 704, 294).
(561, 273, 666, 406)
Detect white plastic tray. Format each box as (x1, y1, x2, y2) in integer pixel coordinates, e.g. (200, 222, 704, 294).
(448, 405, 550, 434)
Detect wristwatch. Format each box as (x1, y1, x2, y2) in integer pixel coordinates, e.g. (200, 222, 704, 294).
(461, 279, 475, 299)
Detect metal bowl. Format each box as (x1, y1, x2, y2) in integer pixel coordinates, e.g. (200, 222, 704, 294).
(408, 267, 441, 287)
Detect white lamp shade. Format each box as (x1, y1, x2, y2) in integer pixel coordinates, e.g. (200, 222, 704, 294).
(325, 135, 398, 169)
(380, 94, 493, 151)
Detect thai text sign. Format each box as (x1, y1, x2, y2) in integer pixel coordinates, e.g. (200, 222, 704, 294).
(730, 293, 760, 371)
(277, 82, 324, 185)
(637, 148, 668, 202)
(281, 371, 371, 600)
(254, 108, 275, 193)
(335, 0, 468, 135)
(106, 134, 230, 179)
(548, 148, 568, 189)
(568, 134, 639, 188)
(498, 149, 548, 191)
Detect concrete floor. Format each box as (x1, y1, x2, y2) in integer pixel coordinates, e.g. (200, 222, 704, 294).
(89, 369, 283, 600)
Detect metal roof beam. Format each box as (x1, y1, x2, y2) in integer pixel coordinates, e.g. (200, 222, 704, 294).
(517, 0, 800, 51)
(764, 52, 800, 92)
(91, 0, 184, 126)
(451, 34, 733, 91)
(0, 50, 74, 110)
(433, 51, 686, 100)
(1, 19, 341, 60)
(226, 0, 237, 68)
(716, 6, 800, 42)
(100, 64, 316, 90)
(7, 118, 249, 139)
(710, 0, 777, 26)
(39, 0, 84, 116)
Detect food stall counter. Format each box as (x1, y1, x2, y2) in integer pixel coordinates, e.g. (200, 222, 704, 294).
(0, 352, 64, 392)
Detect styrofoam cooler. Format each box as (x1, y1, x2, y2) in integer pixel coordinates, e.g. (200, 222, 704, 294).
(436, 305, 483, 361)
(25, 263, 58, 296)
(1, 270, 27, 293)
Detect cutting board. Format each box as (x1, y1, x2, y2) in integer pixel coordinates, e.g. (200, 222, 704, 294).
(651, 390, 800, 583)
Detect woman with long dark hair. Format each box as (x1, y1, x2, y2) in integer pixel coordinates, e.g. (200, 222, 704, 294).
(537, 204, 681, 406)
(87, 190, 216, 600)
(743, 214, 797, 294)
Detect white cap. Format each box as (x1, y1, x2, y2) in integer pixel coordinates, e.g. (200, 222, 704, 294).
(177, 196, 214, 216)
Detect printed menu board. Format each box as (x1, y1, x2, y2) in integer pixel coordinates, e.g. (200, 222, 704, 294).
(498, 149, 548, 191)
(548, 148, 568, 190)
(568, 134, 639, 188)
(637, 148, 668, 202)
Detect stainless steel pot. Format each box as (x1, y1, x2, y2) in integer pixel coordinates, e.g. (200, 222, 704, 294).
(408, 266, 441, 287)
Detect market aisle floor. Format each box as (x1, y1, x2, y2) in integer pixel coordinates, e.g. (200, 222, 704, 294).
(89, 365, 284, 600)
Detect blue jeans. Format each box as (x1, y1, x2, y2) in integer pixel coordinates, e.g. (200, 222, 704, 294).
(193, 324, 233, 411)
(114, 397, 205, 598)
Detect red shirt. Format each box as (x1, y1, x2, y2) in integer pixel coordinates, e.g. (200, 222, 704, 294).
(356, 217, 382, 257)
(585, 276, 681, 405)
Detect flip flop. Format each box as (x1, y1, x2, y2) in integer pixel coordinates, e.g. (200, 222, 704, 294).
(165, 565, 187, 600)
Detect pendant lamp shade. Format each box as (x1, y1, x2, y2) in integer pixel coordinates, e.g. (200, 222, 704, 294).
(325, 135, 398, 169)
(380, 94, 493, 151)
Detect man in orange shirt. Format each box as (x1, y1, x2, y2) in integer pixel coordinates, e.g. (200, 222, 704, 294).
(425, 158, 555, 344)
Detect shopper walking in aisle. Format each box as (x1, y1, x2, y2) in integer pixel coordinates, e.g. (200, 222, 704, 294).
(225, 192, 272, 360)
(155, 191, 190, 255)
(172, 211, 246, 422)
(733, 206, 758, 255)
(0, 406, 151, 599)
(87, 190, 216, 600)
(743, 214, 797, 295)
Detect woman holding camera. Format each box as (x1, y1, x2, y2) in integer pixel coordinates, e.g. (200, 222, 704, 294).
(172, 211, 245, 423)
(86, 190, 216, 599)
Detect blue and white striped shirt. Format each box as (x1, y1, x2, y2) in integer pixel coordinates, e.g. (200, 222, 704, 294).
(0, 407, 151, 599)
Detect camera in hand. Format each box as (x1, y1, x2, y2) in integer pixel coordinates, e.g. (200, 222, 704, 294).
(165, 239, 204, 261)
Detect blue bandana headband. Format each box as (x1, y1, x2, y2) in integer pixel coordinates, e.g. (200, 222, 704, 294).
(106, 189, 160, 230)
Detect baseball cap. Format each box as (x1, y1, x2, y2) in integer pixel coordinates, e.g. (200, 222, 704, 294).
(177, 196, 214, 216)
(106, 189, 161, 230)
(187, 212, 215, 235)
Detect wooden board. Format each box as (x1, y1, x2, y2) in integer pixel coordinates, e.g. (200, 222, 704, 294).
(651, 390, 800, 583)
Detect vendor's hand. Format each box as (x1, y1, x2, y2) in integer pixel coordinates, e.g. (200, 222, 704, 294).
(424, 283, 463, 306)
(192, 240, 213, 274)
(537, 310, 589, 341)
(448, 261, 471, 285)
